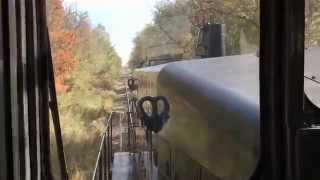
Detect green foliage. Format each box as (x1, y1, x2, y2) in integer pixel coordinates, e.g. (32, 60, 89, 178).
(129, 0, 320, 69)
(56, 25, 120, 179)
(306, 0, 320, 47)
(129, 0, 260, 69)
(48, 1, 121, 179)
(129, 0, 194, 69)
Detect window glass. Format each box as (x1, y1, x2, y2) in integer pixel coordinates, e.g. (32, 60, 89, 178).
(305, 0, 320, 109)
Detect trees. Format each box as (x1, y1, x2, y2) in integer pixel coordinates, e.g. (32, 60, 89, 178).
(129, 0, 320, 69)
(47, 0, 121, 179)
(188, 0, 259, 54)
(55, 23, 120, 179)
(47, 0, 77, 92)
(129, 0, 260, 69)
(305, 0, 320, 47)
(129, 1, 194, 69)
(153, 0, 194, 56)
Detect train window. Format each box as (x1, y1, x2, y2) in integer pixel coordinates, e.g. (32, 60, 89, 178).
(224, 1, 260, 56)
(305, 0, 320, 48)
(304, 0, 320, 109)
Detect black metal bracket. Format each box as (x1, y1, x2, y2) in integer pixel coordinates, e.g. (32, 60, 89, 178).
(128, 78, 138, 91)
(138, 96, 170, 133)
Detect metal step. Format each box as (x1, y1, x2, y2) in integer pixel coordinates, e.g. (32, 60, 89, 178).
(112, 152, 139, 180)
(141, 152, 158, 180)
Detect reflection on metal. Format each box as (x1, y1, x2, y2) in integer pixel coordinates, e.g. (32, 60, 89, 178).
(136, 55, 260, 180)
(159, 55, 260, 180)
(111, 152, 139, 180)
(135, 48, 320, 180)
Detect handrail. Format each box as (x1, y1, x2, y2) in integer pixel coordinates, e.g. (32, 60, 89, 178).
(91, 78, 139, 180)
(125, 85, 137, 151)
(92, 112, 115, 180)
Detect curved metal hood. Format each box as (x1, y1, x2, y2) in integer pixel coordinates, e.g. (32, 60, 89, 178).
(157, 55, 260, 180)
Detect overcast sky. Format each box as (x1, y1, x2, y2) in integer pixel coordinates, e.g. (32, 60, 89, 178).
(64, 0, 161, 65)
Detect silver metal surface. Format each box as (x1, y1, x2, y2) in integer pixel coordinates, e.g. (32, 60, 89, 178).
(305, 48, 320, 108)
(134, 48, 320, 180)
(158, 55, 260, 180)
(112, 152, 138, 180)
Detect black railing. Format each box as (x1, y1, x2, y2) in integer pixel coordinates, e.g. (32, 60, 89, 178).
(91, 78, 139, 180)
(126, 86, 138, 151)
(92, 112, 114, 180)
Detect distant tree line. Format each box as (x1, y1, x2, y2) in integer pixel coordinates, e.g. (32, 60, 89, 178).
(129, 0, 320, 69)
(47, 0, 121, 179)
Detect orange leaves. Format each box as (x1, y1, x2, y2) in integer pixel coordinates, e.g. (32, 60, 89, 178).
(48, 0, 121, 93)
(52, 47, 77, 92)
(53, 49, 76, 73)
(50, 31, 76, 48)
(55, 78, 70, 93)
(48, 0, 78, 93)
(47, 0, 65, 29)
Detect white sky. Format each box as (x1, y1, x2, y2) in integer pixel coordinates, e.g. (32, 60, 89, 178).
(64, 0, 161, 65)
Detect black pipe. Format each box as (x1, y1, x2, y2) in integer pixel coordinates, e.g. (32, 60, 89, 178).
(197, 24, 226, 58)
(207, 24, 225, 57)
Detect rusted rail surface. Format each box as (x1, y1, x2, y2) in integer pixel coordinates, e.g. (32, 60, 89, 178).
(92, 112, 115, 180)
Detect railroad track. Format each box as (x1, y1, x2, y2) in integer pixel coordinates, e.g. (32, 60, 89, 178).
(92, 73, 153, 180)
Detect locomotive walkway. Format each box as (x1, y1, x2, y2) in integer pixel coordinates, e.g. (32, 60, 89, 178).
(92, 72, 155, 180)
(112, 152, 138, 180)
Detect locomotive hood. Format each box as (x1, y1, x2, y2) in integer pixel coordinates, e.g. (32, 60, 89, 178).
(135, 48, 320, 180)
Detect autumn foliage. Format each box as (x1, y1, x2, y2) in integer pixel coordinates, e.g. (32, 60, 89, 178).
(47, 0, 78, 92)
(47, 0, 121, 179)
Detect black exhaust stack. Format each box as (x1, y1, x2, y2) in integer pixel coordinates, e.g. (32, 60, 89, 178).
(196, 24, 226, 58)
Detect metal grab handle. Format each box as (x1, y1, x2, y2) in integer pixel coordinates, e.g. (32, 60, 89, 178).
(155, 96, 170, 122)
(138, 96, 155, 118)
(138, 96, 170, 133)
(128, 78, 138, 91)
